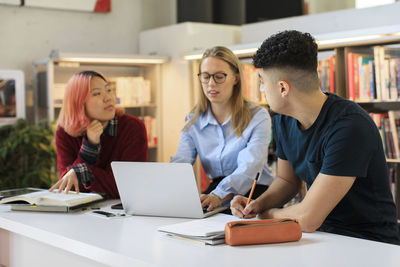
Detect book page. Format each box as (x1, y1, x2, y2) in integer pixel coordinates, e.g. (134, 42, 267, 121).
(37, 191, 103, 206)
(0, 190, 102, 207)
(158, 213, 240, 238)
(0, 190, 47, 205)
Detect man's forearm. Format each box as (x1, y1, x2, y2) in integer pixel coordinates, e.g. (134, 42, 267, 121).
(255, 175, 301, 212)
(258, 173, 356, 233)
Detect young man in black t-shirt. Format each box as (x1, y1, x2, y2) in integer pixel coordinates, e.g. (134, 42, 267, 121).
(230, 30, 400, 245)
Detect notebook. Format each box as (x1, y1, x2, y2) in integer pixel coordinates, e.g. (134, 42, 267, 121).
(0, 189, 104, 212)
(0, 187, 42, 200)
(111, 162, 227, 218)
(158, 213, 238, 245)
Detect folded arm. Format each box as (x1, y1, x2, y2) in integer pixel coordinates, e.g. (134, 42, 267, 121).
(260, 172, 355, 232)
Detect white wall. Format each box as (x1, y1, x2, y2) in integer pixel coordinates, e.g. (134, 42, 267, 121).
(0, 0, 176, 98)
(356, 0, 395, 9)
(141, 0, 177, 30)
(242, 2, 400, 43)
(305, 0, 355, 14)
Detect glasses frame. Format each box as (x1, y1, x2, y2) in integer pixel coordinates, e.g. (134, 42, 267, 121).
(197, 72, 228, 84)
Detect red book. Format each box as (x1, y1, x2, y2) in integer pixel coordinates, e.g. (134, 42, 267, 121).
(329, 55, 335, 93)
(356, 55, 361, 100)
(347, 53, 355, 101)
(200, 165, 211, 192)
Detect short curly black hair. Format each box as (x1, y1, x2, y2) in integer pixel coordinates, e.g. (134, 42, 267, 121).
(253, 30, 318, 72)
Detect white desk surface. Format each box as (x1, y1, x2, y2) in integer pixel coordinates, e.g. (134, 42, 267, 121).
(1, 201, 400, 267)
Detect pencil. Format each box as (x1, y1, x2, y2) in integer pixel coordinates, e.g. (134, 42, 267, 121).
(246, 172, 260, 206)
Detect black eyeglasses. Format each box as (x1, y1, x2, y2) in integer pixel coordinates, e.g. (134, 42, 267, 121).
(197, 72, 228, 84)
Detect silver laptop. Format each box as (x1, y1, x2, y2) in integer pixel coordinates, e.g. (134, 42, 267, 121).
(111, 162, 227, 218)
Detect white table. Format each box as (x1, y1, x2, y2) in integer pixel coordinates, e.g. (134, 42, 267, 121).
(1, 201, 400, 267)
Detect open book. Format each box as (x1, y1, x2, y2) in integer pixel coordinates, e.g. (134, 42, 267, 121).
(0, 189, 104, 212)
(158, 213, 241, 245)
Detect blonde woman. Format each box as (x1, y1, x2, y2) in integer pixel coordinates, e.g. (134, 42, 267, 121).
(171, 46, 273, 212)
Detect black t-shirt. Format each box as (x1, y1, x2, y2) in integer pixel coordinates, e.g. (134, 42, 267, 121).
(274, 93, 399, 244)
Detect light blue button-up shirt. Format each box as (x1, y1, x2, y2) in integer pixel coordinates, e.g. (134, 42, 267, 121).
(170, 106, 274, 199)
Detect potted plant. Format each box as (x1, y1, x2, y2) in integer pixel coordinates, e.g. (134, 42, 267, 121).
(0, 119, 57, 190)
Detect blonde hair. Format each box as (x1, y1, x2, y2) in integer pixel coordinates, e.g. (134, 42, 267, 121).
(183, 46, 253, 137)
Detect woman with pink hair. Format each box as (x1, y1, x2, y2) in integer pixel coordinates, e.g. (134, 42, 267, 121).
(49, 71, 148, 198)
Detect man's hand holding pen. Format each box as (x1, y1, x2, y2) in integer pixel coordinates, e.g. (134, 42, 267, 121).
(230, 172, 261, 218)
(230, 195, 260, 219)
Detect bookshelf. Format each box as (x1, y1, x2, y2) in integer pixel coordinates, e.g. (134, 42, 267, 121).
(32, 51, 168, 161)
(340, 42, 400, 219)
(184, 29, 400, 217)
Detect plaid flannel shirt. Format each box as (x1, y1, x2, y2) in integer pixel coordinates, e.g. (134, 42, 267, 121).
(72, 118, 117, 187)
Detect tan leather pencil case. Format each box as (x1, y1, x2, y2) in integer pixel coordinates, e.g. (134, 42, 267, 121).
(225, 218, 302, 246)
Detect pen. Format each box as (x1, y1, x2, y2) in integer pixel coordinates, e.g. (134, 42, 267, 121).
(246, 172, 260, 206)
(92, 210, 116, 217)
(91, 210, 126, 217)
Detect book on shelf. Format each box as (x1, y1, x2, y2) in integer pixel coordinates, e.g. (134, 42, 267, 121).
(388, 110, 400, 159)
(347, 52, 355, 100)
(158, 213, 241, 245)
(345, 45, 400, 102)
(373, 46, 383, 100)
(359, 56, 374, 101)
(372, 46, 400, 101)
(368, 59, 377, 100)
(369, 112, 400, 160)
(388, 166, 397, 202)
(109, 76, 152, 107)
(383, 114, 395, 159)
(318, 55, 335, 94)
(242, 64, 266, 104)
(389, 58, 399, 100)
(329, 55, 335, 94)
(139, 116, 157, 147)
(347, 51, 374, 101)
(0, 189, 104, 212)
(53, 83, 67, 105)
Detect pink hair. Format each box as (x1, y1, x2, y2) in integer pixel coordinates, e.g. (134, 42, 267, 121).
(57, 71, 123, 137)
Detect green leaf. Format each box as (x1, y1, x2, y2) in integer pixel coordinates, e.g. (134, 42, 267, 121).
(0, 119, 57, 190)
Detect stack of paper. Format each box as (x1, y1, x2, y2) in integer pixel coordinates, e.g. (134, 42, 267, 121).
(158, 214, 239, 245)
